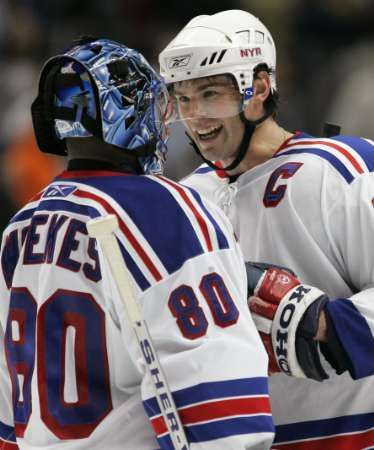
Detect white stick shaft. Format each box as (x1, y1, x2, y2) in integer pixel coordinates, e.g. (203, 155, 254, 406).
(87, 215, 189, 450)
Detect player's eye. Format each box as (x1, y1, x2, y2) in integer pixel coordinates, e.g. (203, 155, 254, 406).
(176, 95, 190, 104)
(202, 89, 218, 99)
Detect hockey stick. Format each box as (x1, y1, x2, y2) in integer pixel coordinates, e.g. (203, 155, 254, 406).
(86, 215, 189, 450)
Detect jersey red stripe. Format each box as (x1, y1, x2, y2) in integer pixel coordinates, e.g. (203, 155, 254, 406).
(179, 396, 271, 424)
(283, 140, 364, 174)
(0, 439, 19, 450)
(158, 176, 213, 252)
(73, 190, 162, 281)
(28, 190, 44, 203)
(150, 415, 168, 436)
(150, 396, 271, 437)
(214, 161, 230, 179)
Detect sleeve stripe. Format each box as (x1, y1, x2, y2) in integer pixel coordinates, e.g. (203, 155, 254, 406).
(73, 189, 163, 282)
(143, 377, 269, 416)
(179, 396, 271, 424)
(273, 429, 374, 450)
(155, 415, 274, 445)
(275, 137, 374, 184)
(186, 415, 274, 442)
(0, 441, 18, 450)
(275, 147, 354, 183)
(143, 378, 272, 443)
(152, 174, 230, 252)
(156, 434, 176, 450)
(274, 411, 374, 443)
(325, 298, 374, 378)
(189, 190, 229, 250)
(284, 139, 365, 173)
(150, 396, 271, 435)
(157, 176, 213, 252)
(0, 421, 16, 443)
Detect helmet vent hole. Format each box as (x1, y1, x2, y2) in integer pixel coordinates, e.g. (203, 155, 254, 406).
(200, 49, 227, 67)
(125, 116, 135, 129)
(108, 60, 129, 80)
(255, 31, 264, 44)
(236, 30, 250, 44)
(216, 49, 227, 63)
(209, 52, 217, 64)
(90, 44, 103, 55)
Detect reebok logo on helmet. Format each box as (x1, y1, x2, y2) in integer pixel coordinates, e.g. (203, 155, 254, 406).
(167, 55, 191, 69)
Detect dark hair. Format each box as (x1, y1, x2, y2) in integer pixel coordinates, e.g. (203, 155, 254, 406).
(253, 63, 279, 117)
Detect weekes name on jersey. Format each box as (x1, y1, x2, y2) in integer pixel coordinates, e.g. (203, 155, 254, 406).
(1, 212, 101, 288)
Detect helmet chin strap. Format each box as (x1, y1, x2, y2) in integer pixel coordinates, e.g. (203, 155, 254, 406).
(186, 110, 273, 172)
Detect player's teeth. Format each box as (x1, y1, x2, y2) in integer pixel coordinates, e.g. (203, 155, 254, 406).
(198, 126, 219, 135)
(197, 125, 222, 138)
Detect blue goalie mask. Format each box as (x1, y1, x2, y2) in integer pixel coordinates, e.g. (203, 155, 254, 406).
(31, 38, 171, 174)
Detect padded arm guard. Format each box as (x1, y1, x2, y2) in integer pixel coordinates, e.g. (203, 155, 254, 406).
(246, 262, 329, 381)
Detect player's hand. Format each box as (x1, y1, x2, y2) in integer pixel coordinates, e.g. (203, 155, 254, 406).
(245, 262, 329, 381)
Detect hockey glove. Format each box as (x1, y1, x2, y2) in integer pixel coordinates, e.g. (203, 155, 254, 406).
(246, 262, 329, 381)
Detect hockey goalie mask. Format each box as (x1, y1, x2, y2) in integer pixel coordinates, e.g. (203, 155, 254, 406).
(32, 38, 172, 175)
(159, 9, 276, 123)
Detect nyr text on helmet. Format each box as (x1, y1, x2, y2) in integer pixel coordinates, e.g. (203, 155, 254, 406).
(240, 47, 262, 58)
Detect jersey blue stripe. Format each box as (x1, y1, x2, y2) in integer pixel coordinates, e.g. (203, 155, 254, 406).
(332, 136, 374, 172)
(326, 298, 374, 379)
(156, 417, 274, 446)
(143, 377, 269, 416)
(274, 411, 374, 443)
(194, 166, 215, 174)
(118, 239, 150, 290)
(189, 189, 229, 250)
(10, 207, 36, 224)
(157, 434, 174, 450)
(275, 148, 354, 183)
(186, 415, 274, 443)
(38, 199, 100, 218)
(68, 176, 210, 275)
(10, 199, 99, 224)
(0, 420, 16, 442)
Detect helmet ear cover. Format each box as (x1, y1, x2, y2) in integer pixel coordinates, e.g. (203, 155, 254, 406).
(31, 56, 103, 156)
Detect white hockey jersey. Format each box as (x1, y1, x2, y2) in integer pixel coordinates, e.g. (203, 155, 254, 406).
(0, 169, 274, 449)
(183, 132, 374, 449)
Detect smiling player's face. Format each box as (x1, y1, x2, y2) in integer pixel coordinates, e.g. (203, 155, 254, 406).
(172, 76, 245, 163)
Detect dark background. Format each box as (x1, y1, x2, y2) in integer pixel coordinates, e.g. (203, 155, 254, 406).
(1, 0, 374, 231)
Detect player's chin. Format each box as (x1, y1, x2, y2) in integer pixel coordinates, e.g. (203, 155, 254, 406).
(196, 136, 225, 160)
(198, 144, 223, 162)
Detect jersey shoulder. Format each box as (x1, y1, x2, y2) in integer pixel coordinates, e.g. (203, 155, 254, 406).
(182, 163, 229, 188)
(48, 171, 232, 291)
(274, 133, 374, 185)
(181, 163, 230, 210)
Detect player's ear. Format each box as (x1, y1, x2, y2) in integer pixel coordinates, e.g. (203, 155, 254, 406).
(243, 71, 271, 118)
(252, 71, 271, 104)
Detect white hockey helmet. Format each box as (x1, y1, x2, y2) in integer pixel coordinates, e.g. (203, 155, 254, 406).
(159, 9, 277, 94)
